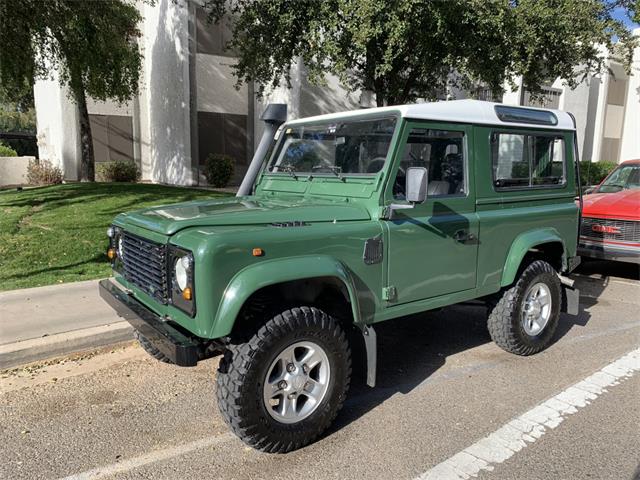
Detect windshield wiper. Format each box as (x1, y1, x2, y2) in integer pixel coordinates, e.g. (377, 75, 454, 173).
(311, 165, 343, 178)
(272, 165, 298, 178)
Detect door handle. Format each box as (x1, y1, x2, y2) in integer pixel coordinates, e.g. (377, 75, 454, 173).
(453, 229, 476, 243)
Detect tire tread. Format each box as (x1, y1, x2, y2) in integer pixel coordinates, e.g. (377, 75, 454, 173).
(487, 260, 561, 356)
(216, 306, 351, 453)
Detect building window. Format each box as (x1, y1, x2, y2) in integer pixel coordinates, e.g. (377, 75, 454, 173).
(473, 87, 502, 103)
(522, 87, 562, 109)
(89, 115, 134, 163)
(491, 132, 566, 189)
(197, 112, 247, 185)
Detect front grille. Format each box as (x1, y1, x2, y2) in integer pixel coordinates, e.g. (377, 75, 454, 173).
(580, 217, 640, 243)
(121, 232, 169, 303)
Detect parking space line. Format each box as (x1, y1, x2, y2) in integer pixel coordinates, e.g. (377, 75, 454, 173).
(59, 433, 234, 480)
(415, 348, 640, 480)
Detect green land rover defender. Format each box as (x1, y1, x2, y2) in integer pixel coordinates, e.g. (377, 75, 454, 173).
(100, 99, 581, 453)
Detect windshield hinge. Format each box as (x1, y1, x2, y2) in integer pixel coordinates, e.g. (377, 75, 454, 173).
(382, 286, 397, 302)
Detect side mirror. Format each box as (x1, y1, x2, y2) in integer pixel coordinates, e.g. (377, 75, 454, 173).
(406, 167, 428, 203)
(382, 166, 428, 220)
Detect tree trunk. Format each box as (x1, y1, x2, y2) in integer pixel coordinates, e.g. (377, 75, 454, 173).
(76, 85, 95, 182)
(374, 77, 386, 107)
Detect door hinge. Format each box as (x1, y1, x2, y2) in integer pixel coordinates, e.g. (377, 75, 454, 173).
(382, 286, 397, 302)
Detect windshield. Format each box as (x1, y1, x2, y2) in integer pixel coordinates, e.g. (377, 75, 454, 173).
(597, 164, 640, 193)
(267, 116, 397, 175)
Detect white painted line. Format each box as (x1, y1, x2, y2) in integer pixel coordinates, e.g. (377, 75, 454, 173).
(59, 433, 234, 480)
(415, 348, 640, 480)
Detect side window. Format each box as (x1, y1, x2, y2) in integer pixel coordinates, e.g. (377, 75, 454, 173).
(393, 128, 465, 199)
(492, 133, 566, 189)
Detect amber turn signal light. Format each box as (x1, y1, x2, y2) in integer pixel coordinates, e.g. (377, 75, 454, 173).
(252, 248, 264, 257)
(107, 248, 116, 260)
(182, 287, 192, 301)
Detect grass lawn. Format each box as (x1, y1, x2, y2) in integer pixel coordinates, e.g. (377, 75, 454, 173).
(0, 183, 231, 291)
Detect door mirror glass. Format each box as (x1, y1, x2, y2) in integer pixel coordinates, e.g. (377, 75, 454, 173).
(406, 167, 428, 203)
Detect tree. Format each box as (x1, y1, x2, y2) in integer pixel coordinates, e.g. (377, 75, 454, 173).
(204, 0, 638, 107)
(0, 1, 143, 181)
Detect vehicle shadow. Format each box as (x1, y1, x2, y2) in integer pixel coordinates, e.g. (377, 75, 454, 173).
(328, 300, 585, 435)
(571, 259, 640, 309)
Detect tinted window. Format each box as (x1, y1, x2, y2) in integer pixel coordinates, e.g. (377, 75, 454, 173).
(393, 129, 465, 199)
(492, 133, 566, 189)
(494, 105, 558, 126)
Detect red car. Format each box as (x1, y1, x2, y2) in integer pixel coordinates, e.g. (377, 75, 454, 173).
(579, 159, 640, 264)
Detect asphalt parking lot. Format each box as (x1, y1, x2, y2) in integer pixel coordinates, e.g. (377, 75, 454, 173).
(1, 259, 638, 480)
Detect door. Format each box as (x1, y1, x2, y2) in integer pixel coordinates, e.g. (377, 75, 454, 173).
(384, 121, 479, 305)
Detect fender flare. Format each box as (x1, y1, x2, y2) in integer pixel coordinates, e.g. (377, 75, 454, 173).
(500, 228, 566, 287)
(210, 255, 361, 338)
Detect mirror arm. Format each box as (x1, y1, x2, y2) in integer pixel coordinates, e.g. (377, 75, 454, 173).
(382, 203, 415, 220)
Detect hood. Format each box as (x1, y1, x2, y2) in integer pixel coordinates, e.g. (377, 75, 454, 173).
(582, 189, 640, 220)
(117, 196, 371, 235)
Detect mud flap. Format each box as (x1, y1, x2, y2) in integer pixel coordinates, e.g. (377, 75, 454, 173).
(361, 324, 377, 387)
(558, 274, 580, 315)
(561, 285, 580, 316)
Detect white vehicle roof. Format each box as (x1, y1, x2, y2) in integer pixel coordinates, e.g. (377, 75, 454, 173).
(286, 99, 575, 131)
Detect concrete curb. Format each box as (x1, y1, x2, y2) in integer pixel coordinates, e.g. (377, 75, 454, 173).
(0, 322, 134, 370)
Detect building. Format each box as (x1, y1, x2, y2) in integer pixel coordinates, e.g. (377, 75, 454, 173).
(33, 1, 639, 185)
(491, 42, 640, 166)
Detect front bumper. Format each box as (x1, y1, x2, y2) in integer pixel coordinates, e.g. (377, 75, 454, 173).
(99, 279, 200, 366)
(578, 239, 640, 264)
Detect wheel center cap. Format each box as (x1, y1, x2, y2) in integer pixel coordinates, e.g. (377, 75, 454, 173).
(291, 375, 306, 391)
(531, 301, 542, 316)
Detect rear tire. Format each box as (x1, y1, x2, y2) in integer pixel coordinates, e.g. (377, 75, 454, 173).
(216, 306, 351, 453)
(134, 329, 173, 363)
(487, 260, 561, 356)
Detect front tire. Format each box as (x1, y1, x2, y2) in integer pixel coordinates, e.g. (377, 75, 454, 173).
(487, 260, 562, 355)
(216, 306, 351, 453)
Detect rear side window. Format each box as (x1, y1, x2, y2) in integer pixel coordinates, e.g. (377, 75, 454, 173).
(491, 132, 566, 189)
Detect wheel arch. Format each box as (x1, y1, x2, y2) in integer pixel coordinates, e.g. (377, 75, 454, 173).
(210, 255, 361, 339)
(501, 228, 567, 288)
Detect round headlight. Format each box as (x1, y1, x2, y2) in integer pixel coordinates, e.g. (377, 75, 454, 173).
(174, 257, 189, 291)
(107, 226, 115, 238)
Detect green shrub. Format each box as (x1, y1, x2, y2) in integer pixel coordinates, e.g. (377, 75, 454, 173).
(97, 161, 140, 182)
(0, 141, 18, 157)
(579, 160, 616, 187)
(26, 159, 63, 185)
(203, 153, 235, 187)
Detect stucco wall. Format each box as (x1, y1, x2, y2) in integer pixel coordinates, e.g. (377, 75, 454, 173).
(253, 59, 369, 150)
(0, 156, 33, 186)
(620, 28, 640, 162)
(139, 0, 194, 185)
(196, 54, 247, 115)
(86, 98, 133, 117)
(33, 73, 81, 181)
(558, 75, 600, 161)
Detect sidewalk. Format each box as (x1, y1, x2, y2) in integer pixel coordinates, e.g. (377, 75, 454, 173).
(0, 279, 132, 369)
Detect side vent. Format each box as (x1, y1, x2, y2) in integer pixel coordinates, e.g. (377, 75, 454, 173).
(363, 237, 383, 265)
(270, 221, 309, 228)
